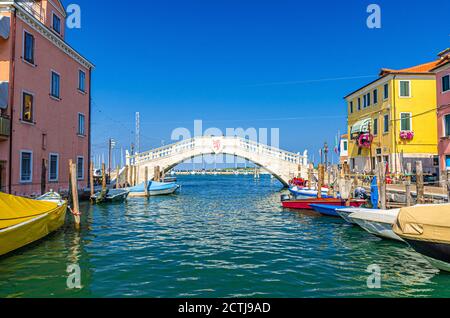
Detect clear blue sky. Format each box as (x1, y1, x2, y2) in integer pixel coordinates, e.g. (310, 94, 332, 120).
(65, 0, 450, 167)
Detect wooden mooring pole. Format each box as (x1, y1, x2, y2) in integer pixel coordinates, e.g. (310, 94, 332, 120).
(308, 163, 314, 189)
(90, 161, 95, 199)
(416, 161, 425, 205)
(116, 166, 120, 189)
(405, 163, 412, 207)
(317, 164, 324, 199)
(144, 167, 149, 198)
(69, 160, 81, 229)
(378, 163, 386, 210)
(102, 163, 107, 191)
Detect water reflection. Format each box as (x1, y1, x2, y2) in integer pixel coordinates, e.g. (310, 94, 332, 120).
(0, 175, 450, 297)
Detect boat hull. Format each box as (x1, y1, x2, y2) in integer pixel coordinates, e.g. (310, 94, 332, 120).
(351, 217, 404, 242)
(282, 198, 365, 210)
(0, 203, 67, 256)
(309, 204, 342, 217)
(129, 185, 180, 197)
(403, 238, 450, 272)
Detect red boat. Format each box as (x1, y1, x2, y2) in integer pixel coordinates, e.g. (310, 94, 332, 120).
(281, 197, 366, 210)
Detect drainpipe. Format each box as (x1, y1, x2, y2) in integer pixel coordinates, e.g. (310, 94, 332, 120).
(393, 75, 398, 175)
(8, 10, 17, 194)
(88, 67, 92, 188)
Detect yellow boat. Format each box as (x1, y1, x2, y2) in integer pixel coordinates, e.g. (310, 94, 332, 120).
(0, 192, 67, 256)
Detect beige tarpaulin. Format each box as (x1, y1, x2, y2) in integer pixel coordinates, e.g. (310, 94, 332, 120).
(393, 204, 450, 243)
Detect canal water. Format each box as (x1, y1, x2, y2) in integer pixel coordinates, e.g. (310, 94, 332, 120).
(1, 175, 450, 298)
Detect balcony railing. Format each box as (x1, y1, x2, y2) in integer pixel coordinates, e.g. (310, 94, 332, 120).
(0, 116, 10, 139)
(16, 0, 44, 22)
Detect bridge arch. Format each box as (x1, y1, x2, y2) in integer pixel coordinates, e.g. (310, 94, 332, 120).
(127, 136, 308, 187)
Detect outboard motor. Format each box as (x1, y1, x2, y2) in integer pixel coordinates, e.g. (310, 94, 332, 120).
(281, 194, 291, 202)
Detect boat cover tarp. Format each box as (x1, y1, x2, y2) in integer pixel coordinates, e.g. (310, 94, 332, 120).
(393, 204, 450, 243)
(350, 118, 371, 134)
(350, 209, 400, 225)
(0, 192, 58, 229)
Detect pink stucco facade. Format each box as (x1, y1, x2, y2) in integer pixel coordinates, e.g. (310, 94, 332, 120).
(433, 50, 450, 172)
(0, 0, 93, 196)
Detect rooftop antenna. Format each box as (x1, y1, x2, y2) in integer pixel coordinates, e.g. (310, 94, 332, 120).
(135, 112, 140, 154)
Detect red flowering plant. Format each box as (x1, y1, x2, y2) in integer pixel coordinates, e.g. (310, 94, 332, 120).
(357, 133, 373, 148)
(400, 130, 414, 141)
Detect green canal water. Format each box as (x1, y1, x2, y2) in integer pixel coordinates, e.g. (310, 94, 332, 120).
(1, 175, 450, 298)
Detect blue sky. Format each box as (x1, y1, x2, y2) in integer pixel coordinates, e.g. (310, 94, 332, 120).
(65, 0, 450, 167)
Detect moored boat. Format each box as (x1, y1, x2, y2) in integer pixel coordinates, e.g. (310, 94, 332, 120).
(288, 186, 333, 199)
(91, 188, 130, 203)
(128, 181, 180, 197)
(393, 204, 450, 272)
(336, 207, 359, 224)
(310, 204, 349, 217)
(348, 208, 403, 242)
(0, 192, 67, 256)
(281, 196, 366, 210)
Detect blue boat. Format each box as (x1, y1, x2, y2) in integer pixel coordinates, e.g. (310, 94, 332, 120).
(128, 181, 180, 197)
(309, 204, 347, 217)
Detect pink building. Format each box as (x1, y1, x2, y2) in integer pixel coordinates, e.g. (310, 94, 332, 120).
(0, 0, 93, 196)
(431, 48, 450, 173)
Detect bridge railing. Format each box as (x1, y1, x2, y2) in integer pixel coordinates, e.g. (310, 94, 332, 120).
(134, 136, 304, 164)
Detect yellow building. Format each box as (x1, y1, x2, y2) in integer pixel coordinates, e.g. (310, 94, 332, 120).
(344, 59, 440, 175)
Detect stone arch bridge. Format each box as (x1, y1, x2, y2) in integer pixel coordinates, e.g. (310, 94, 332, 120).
(125, 136, 308, 187)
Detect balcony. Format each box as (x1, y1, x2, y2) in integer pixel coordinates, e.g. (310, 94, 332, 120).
(0, 116, 10, 141)
(16, 0, 44, 23)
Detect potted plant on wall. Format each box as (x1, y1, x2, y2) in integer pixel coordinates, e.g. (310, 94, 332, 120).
(400, 130, 414, 141)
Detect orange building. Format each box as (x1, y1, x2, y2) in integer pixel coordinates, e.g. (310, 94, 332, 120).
(0, 0, 94, 196)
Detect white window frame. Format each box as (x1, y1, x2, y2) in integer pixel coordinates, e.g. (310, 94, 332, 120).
(50, 69, 61, 99)
(22, 29, 35, 66)
(444, 114, 450, 137)
(399, 80, 411, 98)
(373, 89, 378, 104)
(51, 11, 62, 35)
(383, 114, 389, 134)
(383, 83, 389, 100)
(21, 89, 35, 124)
(48, 153, 59, 182)
(78, 113, 86, 136)
(400, 112, 413, 132)
(349, 101, 353, 114)
(20, 150, 33, 183)
(442, 74, 450, 94)
(78, 69, 86, 93)
(76, 156, 84, 180)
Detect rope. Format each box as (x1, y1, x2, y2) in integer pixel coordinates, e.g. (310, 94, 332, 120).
(68, 206, 81, 217)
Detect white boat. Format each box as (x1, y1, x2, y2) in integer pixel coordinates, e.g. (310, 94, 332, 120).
(336, 207, 359, 224)
(348, 208, 404, 242)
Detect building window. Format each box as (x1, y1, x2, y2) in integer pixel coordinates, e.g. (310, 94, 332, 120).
(445, 114, 450, 137)
(446, 155, 450, 170)
(373, 89, 378, 104)
(52, 14, 61, 34)
(384, 83, 389, 99)
(77, 157, 84, 180)
(79, 70, 86, 92)
(400, 80, 411, 97)
(20, 151, 33, 183)
(400, 113, 412, 131)
(363, 95, 367, 108)
(349, 101, 353, 114)
(358, 98, 361, 110)
(51, 71, 61, 99)
(78, 113, 85, 136)
(373, 118, 378, 135)
(383, 114, 389, 133)
(49, 153, 59, 182)
(367, 93, 371, 106)
(22, 92, 34, 123)
(23, 31, 34, 64)
(443, 75, 450, 93)
(343, 141, 348, 151)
